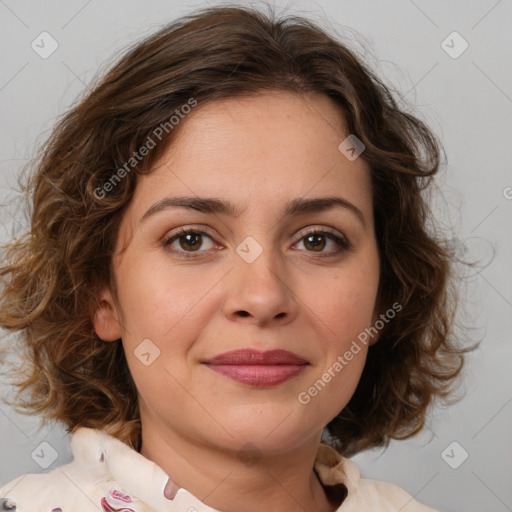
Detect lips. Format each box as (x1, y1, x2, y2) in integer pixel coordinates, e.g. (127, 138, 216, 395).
(202, 349, 308, 387)
(203, 349, 308, 365)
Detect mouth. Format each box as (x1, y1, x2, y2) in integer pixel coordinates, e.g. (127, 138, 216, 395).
(202, 349, 309, 387)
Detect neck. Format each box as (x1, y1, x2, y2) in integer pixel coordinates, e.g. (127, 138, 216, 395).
(139, 417, 338, 512)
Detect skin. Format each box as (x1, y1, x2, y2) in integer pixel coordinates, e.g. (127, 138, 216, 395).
(93, 90, 381, 512)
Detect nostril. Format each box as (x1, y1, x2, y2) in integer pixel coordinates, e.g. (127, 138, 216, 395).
(238, 311, 250, 317)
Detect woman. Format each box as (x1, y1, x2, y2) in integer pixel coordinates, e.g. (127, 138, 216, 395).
(0, 4, 476, 511)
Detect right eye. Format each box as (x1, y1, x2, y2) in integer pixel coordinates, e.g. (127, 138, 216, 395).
(163, 228, 218, 257)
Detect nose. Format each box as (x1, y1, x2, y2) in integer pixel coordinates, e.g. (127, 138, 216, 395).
(222, 243, 298, 327)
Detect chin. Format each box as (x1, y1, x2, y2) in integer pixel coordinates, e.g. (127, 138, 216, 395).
(215, 413, 317, 454)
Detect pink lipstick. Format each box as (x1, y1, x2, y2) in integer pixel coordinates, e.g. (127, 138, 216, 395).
(203, 349, 308, 387)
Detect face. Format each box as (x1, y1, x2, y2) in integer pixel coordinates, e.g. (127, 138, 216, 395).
(93, 91, 381, 455)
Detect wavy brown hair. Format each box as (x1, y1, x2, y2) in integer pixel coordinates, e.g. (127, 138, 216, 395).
(0, 3, 479, 456)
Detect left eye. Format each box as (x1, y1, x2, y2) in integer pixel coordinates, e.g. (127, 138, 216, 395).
(294, 230, 349, 253)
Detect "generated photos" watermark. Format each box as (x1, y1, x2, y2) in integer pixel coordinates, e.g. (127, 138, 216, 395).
(94, 97, 197, 199)
(298, 301, 402, 405)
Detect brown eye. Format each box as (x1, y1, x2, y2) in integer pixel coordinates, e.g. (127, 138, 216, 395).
(178, 232, 202, 251)
(163, 228, 215, 255)
(303, 233, 327, 252)
(294, 229, 351, 256)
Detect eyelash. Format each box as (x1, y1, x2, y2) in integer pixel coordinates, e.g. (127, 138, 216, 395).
(162, 227, 352, 259)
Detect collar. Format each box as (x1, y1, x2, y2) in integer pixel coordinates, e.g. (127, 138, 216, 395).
(313, 442, 361, 507)
(70, 427, 218, 511)
(70, 427, 360, 511)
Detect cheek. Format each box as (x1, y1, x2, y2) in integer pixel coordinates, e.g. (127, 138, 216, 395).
(116, 255, 215, 337)
(307, 266, 379, 339)
(299, 343, 368, 427)
(306, 265, 377, 417)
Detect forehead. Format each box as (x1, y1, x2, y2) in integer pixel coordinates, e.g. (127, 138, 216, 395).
(119, 91, 373, 242)
(166, 90, 352, 165)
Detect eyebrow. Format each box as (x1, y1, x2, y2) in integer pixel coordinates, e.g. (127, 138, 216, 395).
(141, 195, 367, 228)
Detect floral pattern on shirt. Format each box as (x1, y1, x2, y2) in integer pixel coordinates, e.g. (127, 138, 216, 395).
(101, 489, 136, 512)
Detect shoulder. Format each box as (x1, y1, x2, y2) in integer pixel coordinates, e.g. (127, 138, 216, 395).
(314, 443, 439, 512)
(0, 463, 102, 511)
(0, 427, 174, 512)
(351, 477, 439, 512)
(0, 428, 113, 511)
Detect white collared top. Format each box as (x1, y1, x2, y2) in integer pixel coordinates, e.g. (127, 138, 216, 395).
(0, 427, 438, 512)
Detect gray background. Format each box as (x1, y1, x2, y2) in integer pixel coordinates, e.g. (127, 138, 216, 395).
(0, 1, 511, 511)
